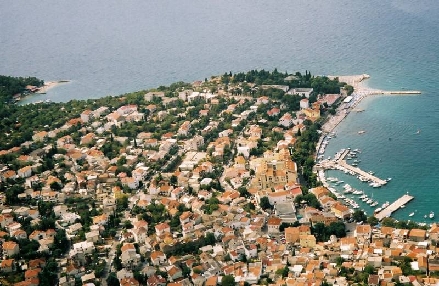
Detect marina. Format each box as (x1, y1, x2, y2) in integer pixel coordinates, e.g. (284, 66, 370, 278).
(374, 194, 414, 221)
(314, 73, 429, 222)
(316, 148, 388, 187)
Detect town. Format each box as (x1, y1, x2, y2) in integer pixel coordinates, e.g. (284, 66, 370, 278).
(0, 70, 437, 286)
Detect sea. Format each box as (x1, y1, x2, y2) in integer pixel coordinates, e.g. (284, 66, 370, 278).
(1, 0, 439, 222)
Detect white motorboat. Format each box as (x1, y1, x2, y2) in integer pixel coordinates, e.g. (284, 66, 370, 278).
(430, 211, 435, 219)
(353, 190, 363, 195)
(409, 212, 415, 217)
(369, 182, 382, 188)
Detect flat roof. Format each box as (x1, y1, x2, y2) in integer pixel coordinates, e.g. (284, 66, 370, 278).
(343, 96, 353, 103)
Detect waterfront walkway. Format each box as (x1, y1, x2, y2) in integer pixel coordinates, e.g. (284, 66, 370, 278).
(375, 194, 414, 221)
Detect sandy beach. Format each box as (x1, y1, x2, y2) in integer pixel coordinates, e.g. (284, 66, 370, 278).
(36, 80, 70, 94)
(321, 75, 370, 133)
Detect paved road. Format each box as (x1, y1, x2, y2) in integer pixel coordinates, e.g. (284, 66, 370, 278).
(100, 238, 119, 286)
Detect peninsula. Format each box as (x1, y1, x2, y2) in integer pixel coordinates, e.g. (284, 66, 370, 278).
(0, 70, 434, 286)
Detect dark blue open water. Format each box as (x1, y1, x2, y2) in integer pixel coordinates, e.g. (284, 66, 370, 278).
(1, 0, 439, 221)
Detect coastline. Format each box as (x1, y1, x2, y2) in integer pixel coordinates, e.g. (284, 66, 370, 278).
(17, 80, 71, 104)
(317, 75, 387, 215)
(36, 80, 70, 94)
(320, 74, 419, 134)
(316, 74, 422, 220)
(322, 74, 370, 133)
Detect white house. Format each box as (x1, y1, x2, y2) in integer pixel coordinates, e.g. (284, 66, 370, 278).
(279, 113, 294, 128)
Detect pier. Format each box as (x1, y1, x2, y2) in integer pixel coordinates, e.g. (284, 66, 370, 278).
(375, 194, 414, 221)
(377, 90, 421, 95)
(336, 149, 388, 186)
(317, 149, 388, 186)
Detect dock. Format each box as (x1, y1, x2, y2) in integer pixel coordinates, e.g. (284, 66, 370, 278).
(375, 194, 414, 221)
(374, 90, 421, 95)
(317, 149, 388, 186)
(336, 149, 388, 185)
(338, 161, 387, 185)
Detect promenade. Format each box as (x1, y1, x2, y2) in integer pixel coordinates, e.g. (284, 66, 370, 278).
(375, 194, 414, 220)
(321, 74, 421, 133)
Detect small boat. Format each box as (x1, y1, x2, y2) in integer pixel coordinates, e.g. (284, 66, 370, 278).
(430, 211, 435, 219)
(382, 201, 390, 209)
(409, 212, 415, 217)
(358, 130, 366, 134)
(353, 190, 363, 195)
(369, 182, 382, 188)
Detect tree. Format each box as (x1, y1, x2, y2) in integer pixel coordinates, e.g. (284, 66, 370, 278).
(279, 222, 293, 232)
(275, 265, 289, 278)
(170, 175, 178, 186)
(107, 272, 120, 286)
(39, 259, 58, 286)
(352, 210, 367, 222)
(50, 181, 62, 191)
(124, 220, 133, 229)
(399, 256, 414, 276)
(53, 229, 70, 256)
(238, 186, 250, 198)
(222, 275, 235, 286)
(335, 256, 345, 267)
(364, 264, 376, 275)
(205, 232, 216, 246)
(367, 216, 379, 226)
(259, 196, 272, 210)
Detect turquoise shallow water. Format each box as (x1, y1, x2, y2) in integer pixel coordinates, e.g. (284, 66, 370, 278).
(1, 1, 439, 221)
(324, 91, 439, 222)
